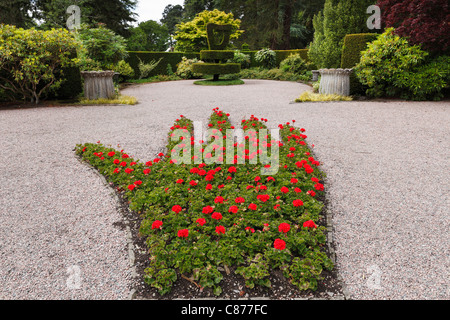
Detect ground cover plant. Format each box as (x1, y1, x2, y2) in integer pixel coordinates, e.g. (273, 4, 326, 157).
(75, 108, 333, 297)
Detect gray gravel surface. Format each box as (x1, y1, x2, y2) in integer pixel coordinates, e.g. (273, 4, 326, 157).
(0, 79, 448, 299)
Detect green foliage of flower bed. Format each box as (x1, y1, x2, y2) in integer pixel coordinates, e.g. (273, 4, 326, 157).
(75, 108, 333, 296)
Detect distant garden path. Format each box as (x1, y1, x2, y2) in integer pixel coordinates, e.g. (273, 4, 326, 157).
(0, 80, 448, 299)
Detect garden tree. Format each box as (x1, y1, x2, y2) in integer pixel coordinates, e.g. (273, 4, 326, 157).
(127, 20, 171, 52)
(0, 0, 35, 27)
(160, 4, 184, 36)
(182, 0, 217, 21)
(174, 9, 244, 52)
(308, 0, 376, 68)
(210, 0, 325, 50)
(0, 25, 79, 104)
(377, 0, 449, 54)
(34, 0, 137, 36)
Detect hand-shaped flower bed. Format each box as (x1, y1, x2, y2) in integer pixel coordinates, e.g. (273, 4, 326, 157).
(75, 108, 333, 296)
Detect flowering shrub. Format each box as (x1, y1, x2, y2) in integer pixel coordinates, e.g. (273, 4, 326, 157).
(75, 108, 333, 296)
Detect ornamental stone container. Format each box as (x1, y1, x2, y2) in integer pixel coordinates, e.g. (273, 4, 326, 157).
(80, 71, 116, 100)
(318, 68, 353, 96)
(311, 70, 320, 82)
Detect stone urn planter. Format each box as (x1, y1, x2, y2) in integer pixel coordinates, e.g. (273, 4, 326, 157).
(319, 68, 352, 96)
(311, 70, 320, 82)
(80, 71, 116, 100)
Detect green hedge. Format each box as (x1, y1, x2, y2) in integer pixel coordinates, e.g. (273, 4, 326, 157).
(341, 33, 378, 68)
(126, 51, 201, 79)
(341, 33, 379, 95)
(200, 50, 235, 61)
(192, 63, 241, 75)
(126, 49, 310, 79)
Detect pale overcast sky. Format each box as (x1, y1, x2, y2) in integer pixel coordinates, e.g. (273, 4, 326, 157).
(135, 0, 185, 23)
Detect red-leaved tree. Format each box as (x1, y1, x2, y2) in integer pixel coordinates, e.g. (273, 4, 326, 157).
(377, 0, 449, 53)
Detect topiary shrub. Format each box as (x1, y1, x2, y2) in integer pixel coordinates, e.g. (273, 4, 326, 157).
(355, 28, 449, 101)
(255, 48, 277, 69)
(341, 33, 379, 95)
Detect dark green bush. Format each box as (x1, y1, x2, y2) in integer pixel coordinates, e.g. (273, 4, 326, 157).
(341, 33, 379, 95)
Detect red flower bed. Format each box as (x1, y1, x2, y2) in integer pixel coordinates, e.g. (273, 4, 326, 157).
(75, 108, 333, 296)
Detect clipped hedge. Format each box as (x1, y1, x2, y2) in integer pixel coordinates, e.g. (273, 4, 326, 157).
(126, 49, 310, 79)
(341, 33, 378, 69)
(192, 63, 241, 75)
(340, 33, 379, 95)
(200, 50, 235, 61)
(126, 51, 200, 79)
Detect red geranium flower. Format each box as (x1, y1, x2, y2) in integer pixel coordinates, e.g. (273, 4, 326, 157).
(176, 179, 184, 184)
(228, 166, 236, 173)
(280, 186, 289, 194)
(256, 194, 270, 202)
(245, 227, 255, 233)
(293, 199, 304, 207)
(248, 203, 257, 211)
(189, 180, 197, 186)
(113, 159, 120, 165)
(127, 184, 135, 191)
(143, 169, 151, 175)
(278, 223, 290, 233)
(235, 197, 245, 204)
(124, 168, 134, 174)
(274, 239, 286, 250)
(303, 220, 317, 229)
(134, 180, 142, 186)
(214, 196, 224, 203)
(314, 183, 324, 191)
(202, 206, 213, 214)
(177, 229, 189, 238)
(152, 220, 163, 229)
(228, 206, 238, 214)
(215, 225, 226, 235)
(196, 218, 206, 226)
(172, 205, 182, 214)
(211, 212, 223, 220)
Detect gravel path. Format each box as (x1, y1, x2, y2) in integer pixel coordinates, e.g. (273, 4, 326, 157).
(0, 79, 448, 299)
